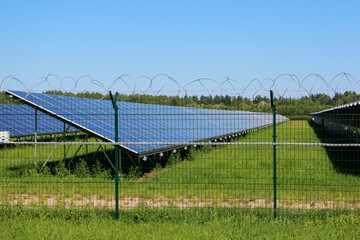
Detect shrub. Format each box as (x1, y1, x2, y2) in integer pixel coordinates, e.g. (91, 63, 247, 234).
(73, 159, 91, 178)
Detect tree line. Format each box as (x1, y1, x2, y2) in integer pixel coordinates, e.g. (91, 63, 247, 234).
(1, 90, 359, 120)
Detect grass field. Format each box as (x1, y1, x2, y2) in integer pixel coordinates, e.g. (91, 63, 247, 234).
(0, 120, 359, 210)
(1, 120, 360, 238)
(1, 207, 360, 239)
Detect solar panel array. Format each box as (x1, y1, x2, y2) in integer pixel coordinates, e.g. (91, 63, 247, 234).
(6, 90, 288, 154)
(311, 100, 360, 115)
(311, 100, 360, 143)
(0, 104, 78, 137)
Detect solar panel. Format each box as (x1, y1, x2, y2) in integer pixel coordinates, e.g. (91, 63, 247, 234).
(5, 90, 288, 154)
(0, 104, 78, 137)
(311, 100, 360, 115)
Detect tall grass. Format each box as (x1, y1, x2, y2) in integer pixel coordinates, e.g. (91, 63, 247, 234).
(0, 206, 359, 239)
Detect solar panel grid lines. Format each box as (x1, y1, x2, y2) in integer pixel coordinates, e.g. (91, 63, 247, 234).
(0, 104, 78, 137)
(0, 105, 32, 135)
(5, 90, 288, 155)
(8, 91, 139, 153)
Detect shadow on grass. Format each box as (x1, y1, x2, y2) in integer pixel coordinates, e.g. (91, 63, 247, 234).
(6, 145, 208, 179)
(8, 148, 140, 178)
(310, 121, 360, 176)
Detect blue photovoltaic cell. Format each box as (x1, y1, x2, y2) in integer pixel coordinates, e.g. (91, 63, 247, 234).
(0, 104, 78, 137)
(5, 90, 288, 154)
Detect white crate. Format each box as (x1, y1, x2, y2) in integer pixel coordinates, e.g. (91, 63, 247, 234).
(0, 131, 10, 143)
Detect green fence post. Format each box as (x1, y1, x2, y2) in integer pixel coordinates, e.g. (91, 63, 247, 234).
(110, 91, 120, 220)
(270, 90, 277, 219)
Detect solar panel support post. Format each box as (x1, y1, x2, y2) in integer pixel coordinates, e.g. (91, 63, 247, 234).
(110, 91, 120, 220)
(270, 90, 277, 219)
(41, 124, 72, 172)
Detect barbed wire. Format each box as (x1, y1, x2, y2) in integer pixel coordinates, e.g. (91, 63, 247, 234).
(1, 73, 359, 100)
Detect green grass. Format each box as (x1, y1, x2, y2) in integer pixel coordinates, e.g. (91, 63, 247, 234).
(145, 120, 359, 203)
(0, 120, 359, 209)
(1, 207, 360, 239)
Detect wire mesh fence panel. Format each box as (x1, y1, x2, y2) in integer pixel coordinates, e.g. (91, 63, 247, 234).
(0, 74, 359, 218)
(0, 142, 116, 209)
(116, 98, 277, 212)
(0, 92, 116, 210)
(276, 95, 360, 215)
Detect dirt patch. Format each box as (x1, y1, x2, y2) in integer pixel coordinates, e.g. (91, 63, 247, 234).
(1, 194, 360, 210)
(136, 161, 191, 182)
(136, 169, 166, 182)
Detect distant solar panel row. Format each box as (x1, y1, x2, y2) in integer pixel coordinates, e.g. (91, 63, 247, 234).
(6, 90, 288, 155)
(311, 100, 360, 131)
(311, 100, 360, 115)
(0, 104, 78, 137)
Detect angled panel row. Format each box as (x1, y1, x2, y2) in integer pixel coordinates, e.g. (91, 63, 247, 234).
(6, 90, 288, 154)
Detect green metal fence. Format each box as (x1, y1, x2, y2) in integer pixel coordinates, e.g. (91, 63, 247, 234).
(0, 74, 359, 218)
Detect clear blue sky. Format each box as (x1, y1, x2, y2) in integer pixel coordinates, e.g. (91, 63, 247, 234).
(1, 0, 359, 94)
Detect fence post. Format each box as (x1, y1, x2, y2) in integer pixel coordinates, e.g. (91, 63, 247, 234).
(270, 90, 277, 219)
(110, 91, 120, 220)
(35, 109, 38, 164)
